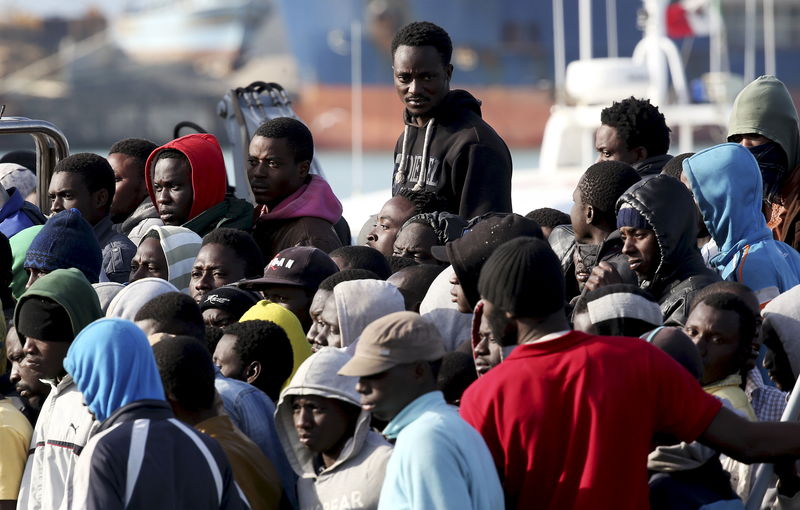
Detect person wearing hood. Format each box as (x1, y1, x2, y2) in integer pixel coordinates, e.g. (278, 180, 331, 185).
(389, 22, 512, 219)
(9, 225, 42, 299)
(683, 143, 800, 305)
(306, 279, 405, 352)
(589, 174, 719, 325)
(48, 153, 138, 284)
(14, 268, 103, 510)
(23, 209, 102, 290)
(0, 163, 45, 240)
(0, 162, 36, 203)
(419, 265, 473, 352)
(596, 97, 674, 177)
(727, 75, 800, 251)
(107, 138, 162, 246)
(761, 285, 800, 397)
(152, 334, 282, 510)
(105, 277, 179, 321)
(393, 212, 468, 265)
(129, 225, 202, 293)
(554, 160, 641, 298)
(248, 118, 343, 260)
(276, 347, 393, 510)
(145, 133, 253, 238)
(66, 319, 248, 509)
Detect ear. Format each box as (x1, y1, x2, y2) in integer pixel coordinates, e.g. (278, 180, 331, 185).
(634, 146, 648, 162)
(585, 204, 595, 225)
(93, 188, 109, 210)
(298, 160, 310, 181)
(245, 360, 261, 385)
(444, 63, 454, 82)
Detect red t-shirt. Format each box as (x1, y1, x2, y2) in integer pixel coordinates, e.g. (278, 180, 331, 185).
(459, 331, 722, 510)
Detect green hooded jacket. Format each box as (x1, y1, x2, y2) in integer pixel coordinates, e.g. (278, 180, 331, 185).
(14, 268, 103, 339)
(9, 225, 43, 299)
(727, 75, 800, 172)
(182, 195, 253, 238)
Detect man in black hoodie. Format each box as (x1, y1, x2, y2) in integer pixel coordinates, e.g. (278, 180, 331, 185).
(588, 175, 719, 325)
(390, 21, 512, 219)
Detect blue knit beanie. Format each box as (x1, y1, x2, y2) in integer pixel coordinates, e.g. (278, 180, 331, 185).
(24, 209, 102, 283)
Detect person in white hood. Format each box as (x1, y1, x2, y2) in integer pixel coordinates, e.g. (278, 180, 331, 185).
(307, 279, 405, 351)
(275, 347, 393, 510)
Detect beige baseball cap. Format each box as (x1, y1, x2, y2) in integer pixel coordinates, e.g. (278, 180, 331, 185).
(338, 311, 446, 377)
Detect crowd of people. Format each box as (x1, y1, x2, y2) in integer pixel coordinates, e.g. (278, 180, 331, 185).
(3, 19, 800, 510)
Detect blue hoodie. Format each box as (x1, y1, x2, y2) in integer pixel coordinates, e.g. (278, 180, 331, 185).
(683, 143, 800, 303)
(64, 318, 165, 422)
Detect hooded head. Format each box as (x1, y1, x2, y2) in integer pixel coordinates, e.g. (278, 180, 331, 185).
(132, 225, 203, 293)
(92, 282, 125, 315)
(145, 134, 227, 226)
(616, 174, 705, 293)
(275, 347, 371, 477)
(333, 279, 406, 348)
(419, 265, 472, 352)
(10, 225, 43, 299)
(24, 209, 102, 286)
(682, 143, 772, 258)
(106, 277, 179, 321)
(65, 318, 165, 422)
(761, 285, 800, 391)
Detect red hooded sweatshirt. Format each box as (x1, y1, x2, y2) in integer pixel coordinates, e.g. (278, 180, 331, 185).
(145, 134, 227, 222)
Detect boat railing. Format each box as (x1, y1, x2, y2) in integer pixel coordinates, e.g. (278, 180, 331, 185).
(0, 116, 69, 215)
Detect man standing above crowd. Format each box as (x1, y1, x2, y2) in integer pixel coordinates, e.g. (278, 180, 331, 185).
(596, 96, 673, 177)
(145, 133, 253, 238)
(48, 153, 137, 283)
(107, 137, 161, 246)
(248, 118, 343, 259)
(390, 21, 512, 219)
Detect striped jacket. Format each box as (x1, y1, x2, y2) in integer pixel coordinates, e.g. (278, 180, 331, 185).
(16, 375, 97, 510)
(69, 399, 248, 510)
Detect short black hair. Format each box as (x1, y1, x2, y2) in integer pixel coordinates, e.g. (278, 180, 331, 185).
(578, 161, 641, 226)
(690, 281, 759, 315)
(253, 117, 314, 164)
(391, 21, 453, 65)
(152, 148, 189, 169)
(396, 188, 450, 216)
(224, 320, 293, 401)
(386, 255, 419, 274)
(153, 335, 215, 412)
(319, 268, 380, 292)
(201, 228, 265, 279)
(204, 325, 225, 354)
(329, 246, 392, 280)
(108, 138, 158, 166)
(134, 292, 205, 341)
(695, 292, 758, 347)
(661, 152, 695, 180)
(525, 208, 571, 230)
(53, 153, 116, 207)
(600, 97, 671, 156)
(436, 351, 477, 405)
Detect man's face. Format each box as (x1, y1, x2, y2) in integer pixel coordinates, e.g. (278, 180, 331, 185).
(49, 172, 105, 225)
(393, 45, 453, 125)
(449, 271, 471, 314)
(306, 291, 340, 351)
(108, 153, 147, 222)
(392, 223, 439, 264)
(356, 363, 422, 422)
(366, 196, 416, 257)
(190, 244, 247, 303)
(24, 267, 48, 290)
(474, 310, 503, 376)
(730, 133, 771, 148)
(22, 336, 70, 381)
(129, 237, 168, 282)
(570, 187, 591, 240)
(684, 303, 746, 386)
(152, 157, 193, 226)
(212, 334, 245, 381)
(202, 308, 239, 329)
(619, 226, 659, 279)
(595, 125, 642, 165)
(261, 284, 313, 331)
(292, 395, 354, 454)
(247, 136, 309, 208)
(6, 327, 50, 410)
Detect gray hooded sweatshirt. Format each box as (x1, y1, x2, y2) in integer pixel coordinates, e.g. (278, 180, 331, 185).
(333, 279, 405, 349)
(275, 348, 393, 510)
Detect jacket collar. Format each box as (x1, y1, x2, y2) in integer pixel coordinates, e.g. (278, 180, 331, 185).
(382, 390, 447, 440)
